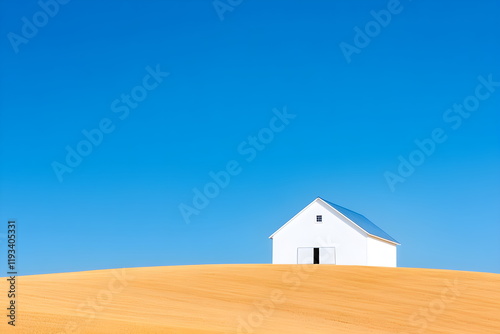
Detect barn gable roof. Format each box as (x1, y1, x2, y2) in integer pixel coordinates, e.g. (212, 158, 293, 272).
(321, 199, 399, 244)
(269, 197, 399, 245)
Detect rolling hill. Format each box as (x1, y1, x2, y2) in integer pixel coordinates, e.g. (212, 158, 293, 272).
(1, 264, 499, 333)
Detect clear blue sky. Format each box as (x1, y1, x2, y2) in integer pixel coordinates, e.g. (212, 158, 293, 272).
(1, 0, 499, 275)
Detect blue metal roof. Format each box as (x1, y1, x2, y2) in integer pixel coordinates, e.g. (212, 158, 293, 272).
(321, 198, 399, 244)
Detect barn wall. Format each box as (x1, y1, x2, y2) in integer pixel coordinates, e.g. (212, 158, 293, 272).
(366, 237, 397, 267)
(272, 200, 368, 265)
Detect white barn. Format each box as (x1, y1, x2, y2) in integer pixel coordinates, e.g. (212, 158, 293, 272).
(269, 197, 399, 267)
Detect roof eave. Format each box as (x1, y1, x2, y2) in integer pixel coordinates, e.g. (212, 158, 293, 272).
(367, 233, 400, 245)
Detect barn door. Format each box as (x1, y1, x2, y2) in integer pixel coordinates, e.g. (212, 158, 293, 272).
(297, 247, 336, 264)
(297, 247, 313, 264)
(320, 247, 336, 264)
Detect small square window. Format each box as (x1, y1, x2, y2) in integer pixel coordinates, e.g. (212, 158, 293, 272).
(316, 215, 322, 223)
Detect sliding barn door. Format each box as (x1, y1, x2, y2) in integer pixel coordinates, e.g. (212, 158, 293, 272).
(297, 247, 336, 264)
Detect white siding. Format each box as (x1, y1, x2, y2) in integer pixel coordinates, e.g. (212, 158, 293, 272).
(366, 237, 397, 267)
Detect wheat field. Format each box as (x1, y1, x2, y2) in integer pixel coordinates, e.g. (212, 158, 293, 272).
(1, 264, 499, 333)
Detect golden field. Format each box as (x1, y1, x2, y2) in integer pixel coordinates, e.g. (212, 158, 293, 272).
(1, 264, 499, 333)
